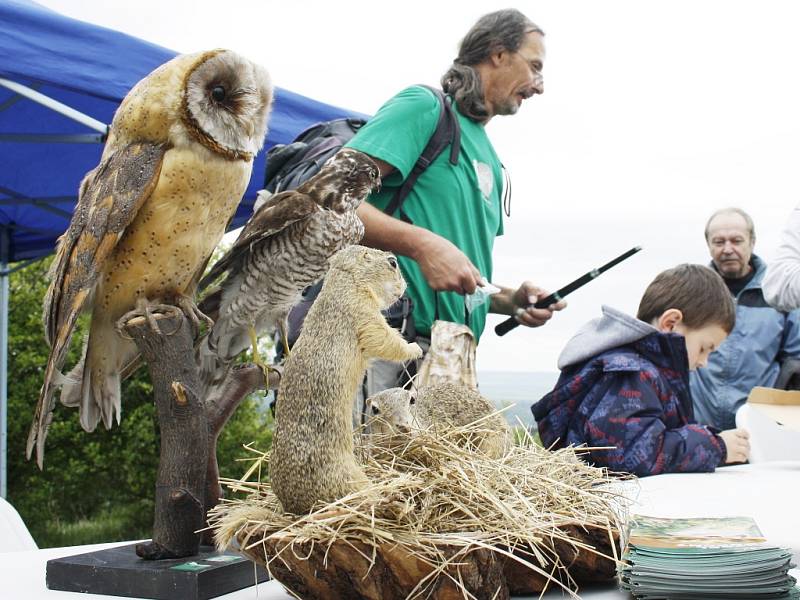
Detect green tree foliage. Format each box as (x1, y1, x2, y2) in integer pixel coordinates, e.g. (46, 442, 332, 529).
(6, 258, 273, 547)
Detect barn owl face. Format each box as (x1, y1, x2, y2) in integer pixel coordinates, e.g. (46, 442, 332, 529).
(182, 50, 273, 160)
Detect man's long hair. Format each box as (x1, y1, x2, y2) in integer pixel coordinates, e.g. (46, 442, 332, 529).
(441, 9, 543, 121)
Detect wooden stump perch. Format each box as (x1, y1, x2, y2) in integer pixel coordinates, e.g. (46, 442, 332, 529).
(121, 308, 208, 560)
(119, 305, 283, 560)
(202, 363, 282, 544)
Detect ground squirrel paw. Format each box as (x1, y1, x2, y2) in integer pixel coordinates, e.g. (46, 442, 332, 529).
(407, 342, 424, 359)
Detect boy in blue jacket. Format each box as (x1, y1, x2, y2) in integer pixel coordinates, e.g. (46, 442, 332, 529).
(532, 264, 750, 477)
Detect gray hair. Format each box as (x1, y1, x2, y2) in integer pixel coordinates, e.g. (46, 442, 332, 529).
(704, 207, 756, 242)
(441, 9, 543, 121)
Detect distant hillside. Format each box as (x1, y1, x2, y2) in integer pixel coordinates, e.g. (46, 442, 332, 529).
(477, 371, 559, 427)
(257, 371, 560, 427)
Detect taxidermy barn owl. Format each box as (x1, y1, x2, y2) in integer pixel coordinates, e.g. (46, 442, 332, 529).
(197, 148, 380, 384)
(27, 49, 273, 468)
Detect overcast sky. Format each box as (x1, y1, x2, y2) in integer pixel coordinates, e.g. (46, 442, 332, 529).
(38, 0, 800, 373)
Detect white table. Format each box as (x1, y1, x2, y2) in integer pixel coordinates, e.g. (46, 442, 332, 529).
(2, 462, 797, 599)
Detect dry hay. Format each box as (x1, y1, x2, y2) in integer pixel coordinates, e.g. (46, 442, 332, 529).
(209, 419, 631, 599)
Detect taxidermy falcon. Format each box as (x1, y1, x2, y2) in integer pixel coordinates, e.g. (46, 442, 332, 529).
(27, 49, 273, 468)
(197, 147, 380, 384)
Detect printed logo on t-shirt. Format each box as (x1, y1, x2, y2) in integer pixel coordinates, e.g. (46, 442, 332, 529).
(472, 160, 494, 201)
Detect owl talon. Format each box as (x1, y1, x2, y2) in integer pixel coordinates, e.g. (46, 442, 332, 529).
(175, 295, 214, 338)
(115, 300, 183, 339)
(146, 304, 184, 335)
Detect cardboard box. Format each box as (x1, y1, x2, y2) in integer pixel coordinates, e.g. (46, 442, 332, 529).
(746, 387, 800, 433)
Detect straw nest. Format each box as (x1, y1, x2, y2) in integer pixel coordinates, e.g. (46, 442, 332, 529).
(209, 419, 630, 600)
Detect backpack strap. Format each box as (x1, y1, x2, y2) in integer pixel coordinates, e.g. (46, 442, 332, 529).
(382, 85, 461, 222)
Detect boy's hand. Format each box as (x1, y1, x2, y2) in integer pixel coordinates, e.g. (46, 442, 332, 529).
(719, 428, 750, 464)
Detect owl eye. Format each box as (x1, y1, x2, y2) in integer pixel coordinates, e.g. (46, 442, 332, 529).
(371, 405, 380, 415)
(211, 85, 227, 102)
(409, 396, 416, 406)
(387, 256, 398, 269)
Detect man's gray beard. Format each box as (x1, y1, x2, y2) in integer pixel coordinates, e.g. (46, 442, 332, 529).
(494, 98, 520, 117)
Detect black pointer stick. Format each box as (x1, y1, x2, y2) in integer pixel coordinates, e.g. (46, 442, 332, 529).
(495, 246, 642, 337)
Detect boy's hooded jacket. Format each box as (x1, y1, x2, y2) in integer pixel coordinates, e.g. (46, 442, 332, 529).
(532, 306, 726, 476)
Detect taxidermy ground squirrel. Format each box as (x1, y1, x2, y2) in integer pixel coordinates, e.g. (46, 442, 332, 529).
(365, 382, 513, 459)
(270, 245, 423, 514)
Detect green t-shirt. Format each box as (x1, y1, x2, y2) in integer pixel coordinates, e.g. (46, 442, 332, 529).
(346, 85, 504, 340)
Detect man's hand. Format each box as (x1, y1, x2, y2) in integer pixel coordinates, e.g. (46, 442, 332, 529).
(413, 234, 482, 294)
(490, 282, 567, 327)
(357, 203, 481, 294)
(719, 428, 750, 464)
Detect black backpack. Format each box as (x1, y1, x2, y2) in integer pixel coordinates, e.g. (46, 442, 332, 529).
(264, 117, 368, 193)
(263, 85, 460, 221)
(267, 85, 461, 357)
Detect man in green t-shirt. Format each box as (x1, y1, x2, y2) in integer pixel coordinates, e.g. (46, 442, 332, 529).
(346, 9, 565, 398)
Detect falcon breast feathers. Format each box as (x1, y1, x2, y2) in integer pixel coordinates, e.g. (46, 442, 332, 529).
(197, 148, 380, 384)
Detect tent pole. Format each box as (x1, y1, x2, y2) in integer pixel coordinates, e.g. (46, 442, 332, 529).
(0, 133, 104, 143)
(1, 226, 9, 499)
(0, 77, 108, 135)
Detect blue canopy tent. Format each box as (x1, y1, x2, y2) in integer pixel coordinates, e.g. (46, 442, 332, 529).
(0, 0, 366, 497)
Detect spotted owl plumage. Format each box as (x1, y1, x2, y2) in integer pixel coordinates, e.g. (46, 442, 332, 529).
(197, 148, 380, 383)
(27, 49, 273, 468)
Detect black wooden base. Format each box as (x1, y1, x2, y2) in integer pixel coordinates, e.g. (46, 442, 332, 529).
(46, 542, 269, 599)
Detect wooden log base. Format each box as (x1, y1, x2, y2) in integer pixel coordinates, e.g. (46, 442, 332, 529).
(240, 534, 508, 600)
(236, 523, 619, 599)
(501, 525, 620, 594)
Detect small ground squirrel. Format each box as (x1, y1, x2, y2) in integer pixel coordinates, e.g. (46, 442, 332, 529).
(271, 245, 423, 514)
(365, 382, 513, 458)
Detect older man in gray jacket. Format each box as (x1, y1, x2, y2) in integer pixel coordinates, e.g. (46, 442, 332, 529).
(690, 208, 800, 430)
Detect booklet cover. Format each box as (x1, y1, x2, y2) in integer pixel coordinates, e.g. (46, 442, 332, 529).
(628, 515, 767, 548)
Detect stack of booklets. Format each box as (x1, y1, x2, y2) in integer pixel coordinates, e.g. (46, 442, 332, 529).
(620, 515, 798, 599)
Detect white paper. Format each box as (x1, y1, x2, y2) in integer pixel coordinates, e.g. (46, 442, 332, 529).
(464, 277, 501, 313)
(735, 403, 800, 463)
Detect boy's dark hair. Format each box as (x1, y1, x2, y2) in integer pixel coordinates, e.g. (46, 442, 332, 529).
(441, 9, 543, 121)
(636, 264, 736, 333)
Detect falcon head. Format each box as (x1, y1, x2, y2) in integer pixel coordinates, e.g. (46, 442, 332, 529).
(311, 148, 381, 212)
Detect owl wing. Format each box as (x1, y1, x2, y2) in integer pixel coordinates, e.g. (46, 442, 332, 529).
(28, 142, 165, 467)
(199, 190, 321, 288)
